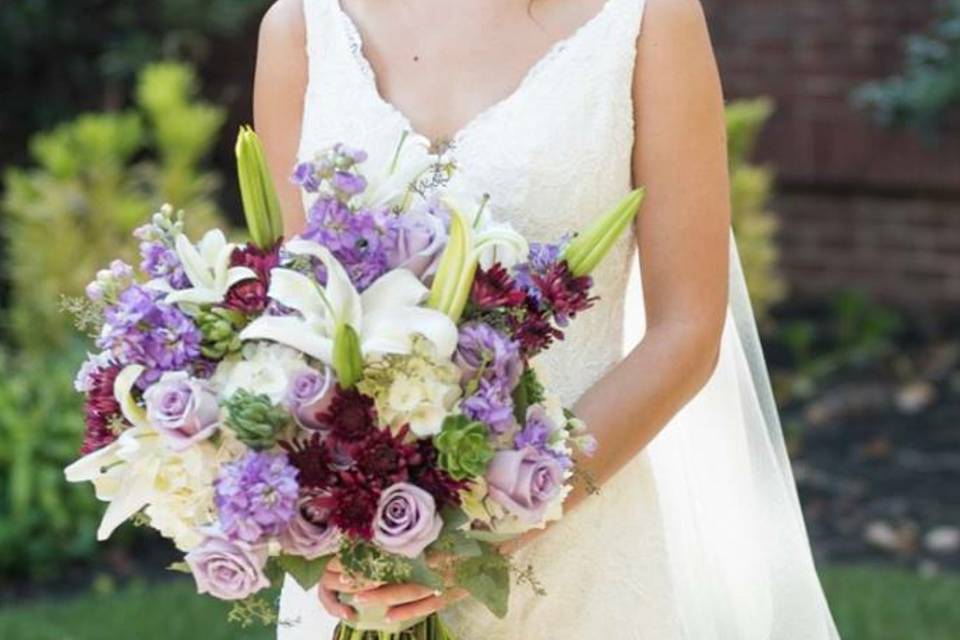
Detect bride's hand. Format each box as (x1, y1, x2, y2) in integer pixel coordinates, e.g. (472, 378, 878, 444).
(317, 556, 468, 623)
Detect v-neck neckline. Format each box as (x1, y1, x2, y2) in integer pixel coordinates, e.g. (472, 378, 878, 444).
(331, 0, 618, 150)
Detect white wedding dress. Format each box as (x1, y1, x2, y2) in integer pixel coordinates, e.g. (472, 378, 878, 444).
(279, 0, 841, 638)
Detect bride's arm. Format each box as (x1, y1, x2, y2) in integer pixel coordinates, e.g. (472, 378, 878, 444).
(562, 0, 731, 513)
(254, 0, 309, 236)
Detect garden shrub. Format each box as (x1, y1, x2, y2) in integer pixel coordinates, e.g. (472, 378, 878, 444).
(1, 62, 228, 351)
(726, 98, 784, 322)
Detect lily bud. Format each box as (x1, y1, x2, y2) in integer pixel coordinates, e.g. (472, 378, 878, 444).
(332, 322, 364, 389)
(427, 211, 477, 323)
(235, 126, 284, 250)
(562, 188, 645, 277)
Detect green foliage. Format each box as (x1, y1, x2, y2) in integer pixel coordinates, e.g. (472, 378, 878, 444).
(0, 0, 270, 167)
(1, 62, 227, 350)
(772, 290, 903, 403)
(510, 367, 545, 424)
(726, 98, 784, 322)
(0, 345, 109, 583)
(854, 0, 960, 137)
(275, 554, 332, 592)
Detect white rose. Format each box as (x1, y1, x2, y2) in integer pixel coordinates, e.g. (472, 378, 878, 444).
(217, 343, 306, 404)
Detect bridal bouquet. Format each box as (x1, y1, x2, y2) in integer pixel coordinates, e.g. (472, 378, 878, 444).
(65, 128, 643, 639)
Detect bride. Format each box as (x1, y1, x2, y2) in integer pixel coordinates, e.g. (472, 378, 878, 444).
(254, 0, 840, 638)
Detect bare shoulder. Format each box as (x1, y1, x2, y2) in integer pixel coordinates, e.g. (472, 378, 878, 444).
(639, 0, 711, 55)
(260, 0, 306, 46)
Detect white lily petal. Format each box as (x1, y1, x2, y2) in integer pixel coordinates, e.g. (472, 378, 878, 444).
(312, 245, 363, 331)
(361, 269, 430, 316)
(175, 234, 215, 289)
(212, 243, 237, 290)
(198, 229, 228, 267)
(225, 266, 258, 288)
(164, 288, 225, 306)
(362, 306, 458, 360)
(267, 269, 330, 322)
(240, 315, 334, 363)
(96, 469, 154, 541)
(64, 440, 122, 483)
(115, 365, 148, 429)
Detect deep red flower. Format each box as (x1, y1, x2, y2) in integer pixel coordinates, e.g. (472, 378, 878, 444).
(224, 243, 281, 314)
(508, 301, 564, 358)
(533, 262, 596, 325)
(329, 477, 380, 539)
(81, 365, 128, 454)
(319, 387, 377, 444)
(280, 432, 340, 490)
(409, 439, 468, 510)
(352, 425, 423, 489)
(470, 264, 527, 310)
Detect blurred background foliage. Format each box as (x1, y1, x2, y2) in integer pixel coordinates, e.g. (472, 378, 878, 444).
(854, 0, 960, 137)
(726, 98, 784, 323)
(2, 62, 228, 352)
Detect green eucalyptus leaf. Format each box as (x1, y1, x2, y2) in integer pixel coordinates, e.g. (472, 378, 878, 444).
(277, 553, 332, 591)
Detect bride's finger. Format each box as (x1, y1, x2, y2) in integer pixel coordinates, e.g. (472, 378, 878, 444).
(317, 584, 356, 622)
(384, 588, 468, 623)
(352, 582, 437, 607)
(320, 570, 382, 594)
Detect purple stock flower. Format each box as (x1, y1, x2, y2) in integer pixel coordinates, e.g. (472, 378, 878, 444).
(455, 322, 523, 390)
(96, 284, 202, 387)
(302, 197, 400, 291)
(461, 379, 517, 435)
(140, 242, 189, 289)
(214, 451, 300, 544)
(292, 161, 322, 193)
(372, 482, 443, 558)
(331, 171, 367, 196)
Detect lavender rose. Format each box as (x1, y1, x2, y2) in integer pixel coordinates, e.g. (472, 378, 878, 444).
(372, 483, 443, 558)
(143, 371, 219, 449)
(485, 446, 564, 523)
(287, 366, 335, 430)
(387, 207, 448, 279)
(184, 535, 270, 601)
(279, 494, 341, 559)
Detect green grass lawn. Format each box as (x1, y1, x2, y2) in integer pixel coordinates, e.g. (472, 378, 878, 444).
(0, 566, 957, 640)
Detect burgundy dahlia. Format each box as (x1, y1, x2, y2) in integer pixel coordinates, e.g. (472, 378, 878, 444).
(409, 439, 468, 509)
(224, 243, 281, 314)
(508, 301, 564, 358)
(280, 433, 340, 490)
(81, 364, 129, 454)
(470, 264, 527, 310)
(353, 425, 422, 489)
(318, 387, 377, 444)
(329, 478, 380, 539)
(533, 262, 596, 326)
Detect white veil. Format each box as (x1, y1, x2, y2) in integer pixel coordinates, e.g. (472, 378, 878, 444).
(622, 231, 841, 639)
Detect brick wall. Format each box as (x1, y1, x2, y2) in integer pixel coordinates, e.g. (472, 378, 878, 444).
(701, 0, 960, 309)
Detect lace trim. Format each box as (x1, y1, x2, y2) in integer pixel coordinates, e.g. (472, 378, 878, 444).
(328, 0, 625, 150)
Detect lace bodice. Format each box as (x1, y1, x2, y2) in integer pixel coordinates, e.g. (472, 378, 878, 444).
(298, 0, 647, 407)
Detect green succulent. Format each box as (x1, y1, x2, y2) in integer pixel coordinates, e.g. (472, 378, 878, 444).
(197, 307, 246, 359)
(224, 389, 289, 450)
(434, 415, 495, 480)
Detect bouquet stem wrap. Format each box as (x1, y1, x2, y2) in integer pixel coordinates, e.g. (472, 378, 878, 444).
(333, 611, 453, 640)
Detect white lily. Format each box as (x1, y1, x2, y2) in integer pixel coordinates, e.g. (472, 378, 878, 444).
(361, 133, 437, 210)
(239, 238, 459, 365)
(65, 365, 160, 540)
(164, 229, 257, 306)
